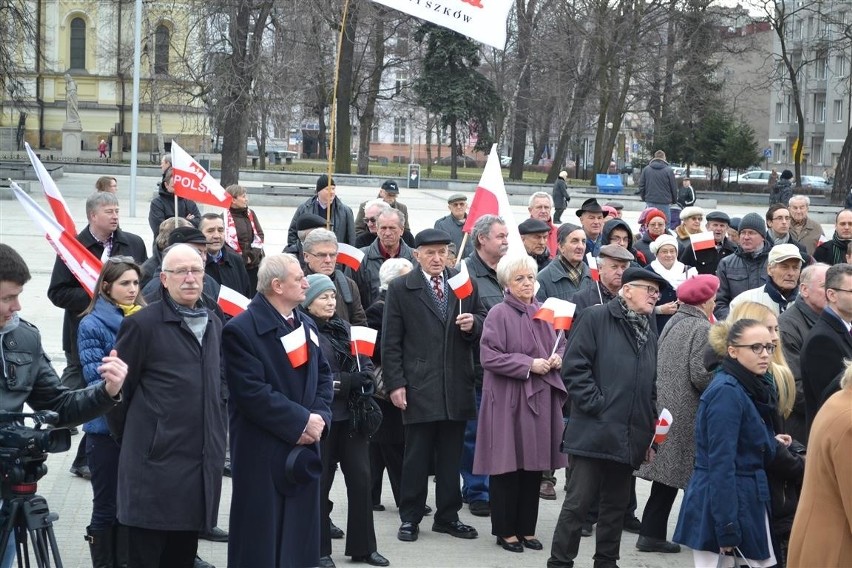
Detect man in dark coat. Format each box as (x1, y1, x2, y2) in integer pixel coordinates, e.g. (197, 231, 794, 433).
(679, 210, 736, 275)
(287, 175, 356, 247)
(552, 171, 571, 223)
(800, 263, 852, 439)
(638, 150, 677, 224)
(199, 213, 252, 298)
(147, 167, 202, 238)
(222, 253, 334, 568)
(354, 180, 414, 247)
(284, 213, 328, 271)
(353, 209, 416, 308)
(47, 191, 146, 477)
(519, 218, 552, 271)
(112, 244, 227, 566)
(382, 229, 487, 543)
(548, 267, 663, 568)
(434, 193, 473, 260)
(813, 209, 852, 265)
(303, 228, 367, 325)
(714, 212, 772, 319)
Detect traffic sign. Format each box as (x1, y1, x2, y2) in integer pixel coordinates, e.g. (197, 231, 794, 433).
(763, 148, 772, 158)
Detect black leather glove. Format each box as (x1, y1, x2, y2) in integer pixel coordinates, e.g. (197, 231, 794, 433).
(352, 372, 375, 397)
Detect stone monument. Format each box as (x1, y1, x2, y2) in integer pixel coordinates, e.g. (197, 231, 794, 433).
(61, 73, 82, 158)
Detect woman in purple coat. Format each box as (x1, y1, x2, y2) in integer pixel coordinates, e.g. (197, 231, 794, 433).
(473, 254, 568, 554)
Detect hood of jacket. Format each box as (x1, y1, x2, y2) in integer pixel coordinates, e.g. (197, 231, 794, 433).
(649, 159, 669, 170)
(602, 218, 635, 246)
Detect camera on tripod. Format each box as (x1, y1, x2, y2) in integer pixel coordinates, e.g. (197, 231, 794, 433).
(0, 411, 71, 487)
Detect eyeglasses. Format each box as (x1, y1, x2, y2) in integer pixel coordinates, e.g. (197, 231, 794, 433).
(107, 255, 135, 264)
(163, 267, 204, 277)
(306, 251, 337, 259)
(830, 288, 852, 294)
(732, 343, 777, 354)
(629, 284, 660, 297)
(365, 217, 377, 224)
(772, 216, 791, 222)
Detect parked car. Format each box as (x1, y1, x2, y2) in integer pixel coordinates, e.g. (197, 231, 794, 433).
(800, 175, 831, 191)
(434, 155, 479, 167)
(673, 166, 708, 179)
(724, 170, 773, 186)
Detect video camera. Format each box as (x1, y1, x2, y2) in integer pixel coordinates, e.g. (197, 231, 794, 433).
(0, 411, 71, 488)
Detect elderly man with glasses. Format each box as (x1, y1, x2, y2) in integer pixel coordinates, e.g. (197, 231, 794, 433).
(303, 228, 367, 325)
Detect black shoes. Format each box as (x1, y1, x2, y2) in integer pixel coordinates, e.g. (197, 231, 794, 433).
(496, 536, 523, 553)
(623, 516, 642, 534)
(193, 556, 215, 568)
(468, 500, 490, 517)
(223, 458, 232, 477)
(70, 464, 91, 480)
(373, 504, 386, 511)
(581, 522, 594, 537)
(636, 535, 682, 553)
(431, 520, 478, 539)
(397, 522, 419, 542)
(318, 556, 336, 568)
(351, 552, 390, 566)
(198, 526, 228, 542)
(522, 537, 543, 550)
(423, 505, 432, 516)
(330, 521, 344, 539)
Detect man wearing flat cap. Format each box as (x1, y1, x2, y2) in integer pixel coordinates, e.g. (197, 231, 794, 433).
(549, 267, 664, 568)
(730, 243, 804, 316)
(382, 229, 488, 544)
(141, 227, 223, 308)
(288, 175, 356, 247)
(519, 218, 552, 271)
(576, 198, 606, 257)
(434, 194, 473, 260)
(537, 223, 593, 303)
(571, 244, 633, 314)
(354, 180, 414, 246)
(678, 210, 736, 275)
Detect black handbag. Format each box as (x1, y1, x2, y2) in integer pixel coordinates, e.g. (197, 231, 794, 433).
(348, 392, 383, 436)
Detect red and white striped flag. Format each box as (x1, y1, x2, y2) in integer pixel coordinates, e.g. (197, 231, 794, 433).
(281, 324, 309, 368)
(350, 326, 378, 358)
(9, 181, 101, 296)
(653, 408, 674, 445)
(448, 261, 474, 300)
(817, 233, 827, 247)
(690, 231, 715, 253)
(24, 142, 77, 235)
(171, 140, 233, 208)
(218, 285, 251, 317)
(462, 145, 523, 255)
(337, 242, 365, 271)
(535, 297, 577, 331)
(586, 253, 599, 281)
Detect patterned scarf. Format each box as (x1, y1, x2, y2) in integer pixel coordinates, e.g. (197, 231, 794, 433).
(559, 255, 583, 287)
(616, 295, 650, 349)
(224, 208, 263, 253)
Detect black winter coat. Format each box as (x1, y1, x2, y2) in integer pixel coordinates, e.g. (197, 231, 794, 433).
(205, 246, 252, 298)
(560, 299, 657, 469)
(800, 309, 852, 436)
(714, 241, 772, 319)
(679, 236, 737, 275)
(287, 196, 356, 247)
(147, 185, 201, 237)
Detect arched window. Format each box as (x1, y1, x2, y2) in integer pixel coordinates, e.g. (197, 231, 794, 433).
(70, 18, 86, 70)
(155, 24, 170, 75)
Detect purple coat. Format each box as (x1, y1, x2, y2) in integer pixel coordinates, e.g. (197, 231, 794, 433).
(473, 293, 569, 476)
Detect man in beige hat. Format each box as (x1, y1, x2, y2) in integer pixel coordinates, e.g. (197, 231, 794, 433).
(730, 243, 804, 315)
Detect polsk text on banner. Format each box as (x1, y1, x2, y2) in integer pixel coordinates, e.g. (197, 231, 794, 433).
(337, 243, 365, 271)
(350, 326, 378, 357)
(367, 0, 513, 50)
(9, 181, 101, 296)
(170, 140, 233, 208)
(218, 285, 251, 317)
(24, 142, 77, 235)
(281, 324, 309, 368)
(448, 262, 473, 300)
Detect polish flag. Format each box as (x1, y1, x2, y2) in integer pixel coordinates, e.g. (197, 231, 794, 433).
(653, 408, 674, 445)
(24, 142, 77, 235)
(9, 181, 101, 296)
(448, 262, 474, 300)
(337, 242, 365, 271)
(170, 140, 233, 208)
(281, 324, 309, 368)
(817, 233, 827, 247)
(586, 253, 599, 281)
(690, 231, 715, 252)
(350, 325, 378, 357)
(462, 145, 524, 255)
(217, 285, 250, 317)
(535, 298, 576, 331)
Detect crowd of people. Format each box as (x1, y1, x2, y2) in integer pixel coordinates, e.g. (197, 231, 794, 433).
(1, 156, 851, 568)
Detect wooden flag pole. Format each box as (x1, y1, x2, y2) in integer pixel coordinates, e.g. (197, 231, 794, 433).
(455, 233, 470, 267)
(325, 0, 352, 232)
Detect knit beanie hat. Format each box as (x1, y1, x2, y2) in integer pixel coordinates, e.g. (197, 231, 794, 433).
(737, 212, 767, 238)
(302, 274, 336, 308)
(650, 234, 679, 255)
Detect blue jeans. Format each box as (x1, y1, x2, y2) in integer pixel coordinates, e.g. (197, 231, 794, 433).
(460, 387, 489, 504)
(86, 433, 121, 530)
(645, 202, 672, 228)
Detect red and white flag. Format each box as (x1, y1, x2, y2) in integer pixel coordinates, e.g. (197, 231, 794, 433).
(281, 324, 309, 368)
(653, 408, 674, 445)
(817, 233, 827, 247)
(9, 181, 101, 296)
(586, 253, 599, 281)
(535, 297, 577, 331)
(337, 242, 365, 271)
(350, 325, 378, 358)
(462, 145, 523, 255)
(448, 261, 474, 300)
(218, 285, 250, 317)
(690, 231, 715, 253)
(368, 0, 513, 50)
(24, 142, 77, 235)
(171, 140, 233, 208)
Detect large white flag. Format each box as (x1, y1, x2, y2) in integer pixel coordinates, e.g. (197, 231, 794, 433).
(370, 0, 512, 50)
(171, 140, 233, 208)
(463, 144, 523, 255)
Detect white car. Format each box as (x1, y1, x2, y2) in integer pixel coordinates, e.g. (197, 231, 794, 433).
(673, 167, 708, 179)
(800, 175, 831, 191)
(724, 170, 773, 185)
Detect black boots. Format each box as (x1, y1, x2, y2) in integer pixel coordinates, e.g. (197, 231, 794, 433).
(85, 525, 128, 568)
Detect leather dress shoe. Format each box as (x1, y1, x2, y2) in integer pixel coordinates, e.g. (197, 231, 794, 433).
(522, 537, 543, 550)
(372, 503, 386, 511)
(397, 522, 419, 542)
(330, 521, 344, 539)
(496, 536, 523, 553)
(431, 520, 478, 539)
(70, 464, 92, 480)
(423, 505, 432, 516)
(351, 551, 390, 566)
(636, 535, 681, 553)
(318, 556, 336, 568)
(539, 480, 556, 500)
(193, 556, 215, 568)
(199, 526, 228, 542)
(623, 515, 642, 534)
(469, 500, 490, 517)
(581, 523, 594, 537)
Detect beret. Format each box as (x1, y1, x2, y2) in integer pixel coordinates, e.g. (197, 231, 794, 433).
(677, 274, 720, 305)
(415, 228, 452, 247)
(518, 218, 551, 235)
(603, 205, 618, 218)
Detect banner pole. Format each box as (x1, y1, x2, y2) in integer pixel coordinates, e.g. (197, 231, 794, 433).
(326, 0, 352, 232)
(455, 233, 470, 267)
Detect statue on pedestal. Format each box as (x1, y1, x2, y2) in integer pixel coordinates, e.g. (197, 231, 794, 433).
(64, 73, 81, 128)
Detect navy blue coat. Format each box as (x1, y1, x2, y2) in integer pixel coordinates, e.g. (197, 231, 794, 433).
(674, 371, 777, 559)
(77, 295, 124, 434)
(223, 294, 334, 568)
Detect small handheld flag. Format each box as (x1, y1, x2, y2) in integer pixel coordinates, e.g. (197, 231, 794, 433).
(690, 231, 715, 253)
(218, 286, 250, 317)
(653, 408, 674, 445)
(337, 243, 365, 271)
(448, 262, 473, 300)
(281, 324, 309, 368)
(586, 253, 599, 281)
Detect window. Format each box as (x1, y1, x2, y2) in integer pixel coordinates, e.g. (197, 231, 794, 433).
(773, 143, 782, 163)
(787, 95, 798, 123)
(812, 137, 823, 165)
(775, 102, 784, 123)
(838, 55, 848, 77)
(393, 117, 407, 144)
(70, 17, 86, 70)
(815, 94, 826, 123)
(395, 72, 408, 96)
(834, 99, 843, 122)
(155, 24, 170, 75)
(370, 125, 379, 143)
(815, 51, 827, 80)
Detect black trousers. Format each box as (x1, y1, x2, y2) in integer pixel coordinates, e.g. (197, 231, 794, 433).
(638, 481, 678, 540)
(553, 209, 565, 224)
(585, 476, 638, 523)
(320, 420, 377, 557)
(548, 456, 633, 568)
(86, 433, 121, 530)
(126, 527, 196, 568)
(490, 470, 542, 538)
(370, 440, 404, 507)
(399, 420, 465, 525)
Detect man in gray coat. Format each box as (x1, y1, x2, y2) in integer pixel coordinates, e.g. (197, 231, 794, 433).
(434, 193, 473, 260)
(638, 150, 677, 225)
